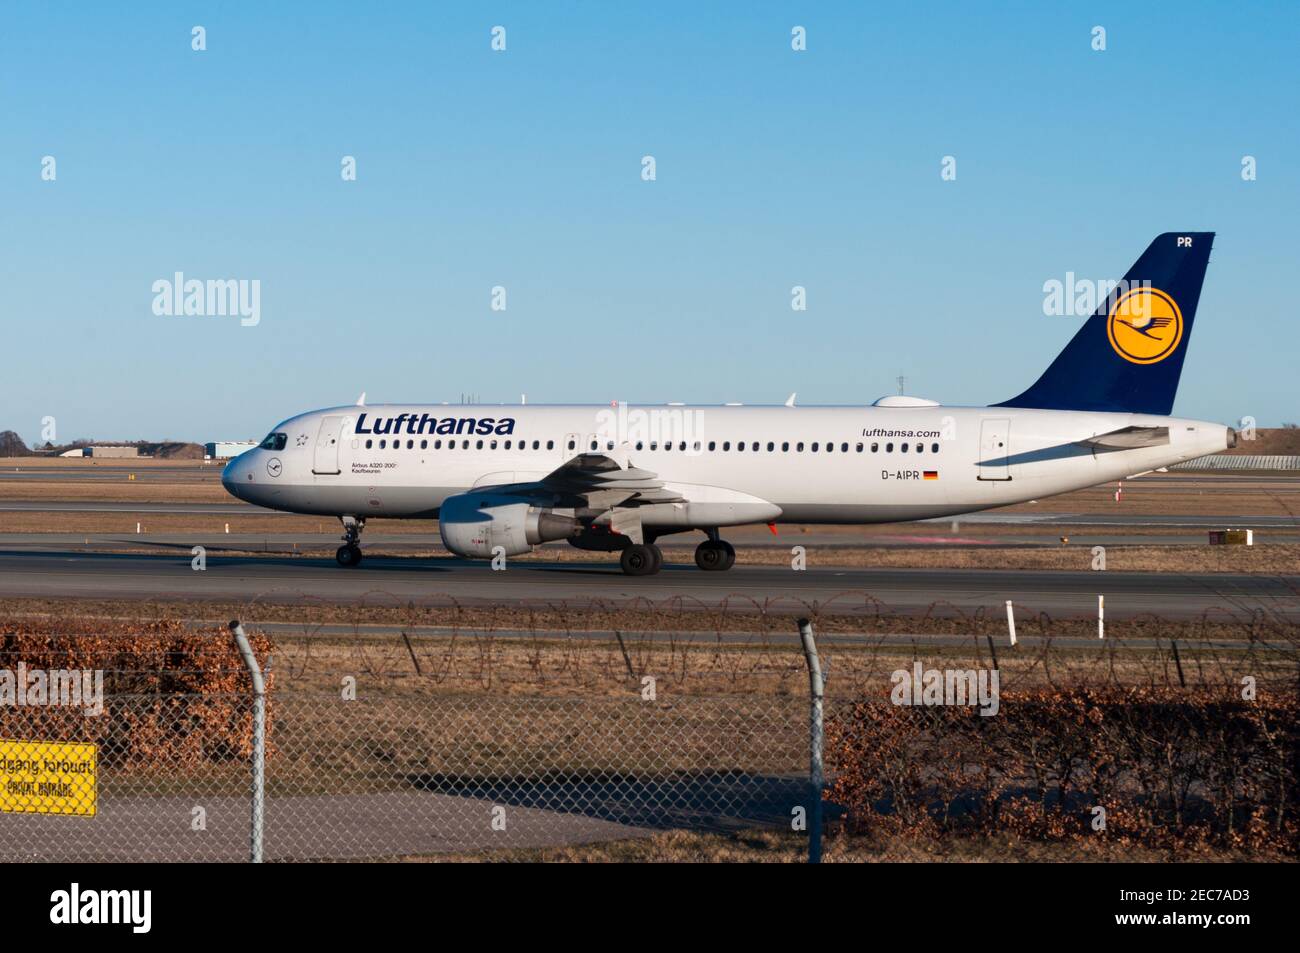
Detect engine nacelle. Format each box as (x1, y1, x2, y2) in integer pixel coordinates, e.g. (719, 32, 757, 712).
(438, 492, 577, 559)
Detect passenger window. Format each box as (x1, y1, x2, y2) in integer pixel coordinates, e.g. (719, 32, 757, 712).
(365, 439, 372, 449)
(568, 439, 575, 450)
(434, 440, 442, 449)
(766, 442, 774, 451)
(856, 443, 863, 452)
(379, 439, 386, 449)
(651, 441, 658, 450)
(901, 443, 908, 453)
(872, 442, 878, 452)
(546, 440, 553, 450)
(915, 442, 922, 453)
(504, 440, 511, 449)
(931, 442, 939, 453)
(708, 441, 715, 451)
(490, 440, 498, 449)
(886, 442, 893, 452)
(797, 442, 804, 452)
(420, 439, 427, 450)
(406, 439, 414, 449)
(693, 441, 701, 452)
(782, 442, 789, 452)
(737, 442, 745, 452)
(841, 443, 849, 452)
(723, 441, 731, 451)
(811, 442, 819, 452)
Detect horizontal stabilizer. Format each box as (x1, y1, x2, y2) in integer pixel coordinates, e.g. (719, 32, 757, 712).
(1076, 425, 1170, 451)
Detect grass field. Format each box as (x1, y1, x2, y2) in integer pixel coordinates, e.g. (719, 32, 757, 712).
(412, 828, 1293, 863)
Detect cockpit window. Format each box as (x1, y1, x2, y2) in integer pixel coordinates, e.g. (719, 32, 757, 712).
(259, 432, 287, 451)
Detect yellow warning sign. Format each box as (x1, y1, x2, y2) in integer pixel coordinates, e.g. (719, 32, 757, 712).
(0, 740, 97, 816)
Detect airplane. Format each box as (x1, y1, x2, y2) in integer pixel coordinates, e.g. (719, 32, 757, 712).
(222, 232, 1234, 576)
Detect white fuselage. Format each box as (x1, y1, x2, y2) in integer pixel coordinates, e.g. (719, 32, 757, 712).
(221, 402, 1232, 527)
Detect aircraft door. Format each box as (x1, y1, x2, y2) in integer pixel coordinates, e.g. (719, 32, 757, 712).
(977, 418, 1011, 481)
(312, 415, 346, 475)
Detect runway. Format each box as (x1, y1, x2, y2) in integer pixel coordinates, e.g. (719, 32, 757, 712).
(1, 498, 1295, 529)
(0, 549, 1293, 619)
(6, 527, 1300, 551)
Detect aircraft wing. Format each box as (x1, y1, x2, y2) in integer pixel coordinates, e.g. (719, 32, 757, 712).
(475, 451, 685, 509)
(1076, 425, 1171, 451)
(540, 451, 685, 507)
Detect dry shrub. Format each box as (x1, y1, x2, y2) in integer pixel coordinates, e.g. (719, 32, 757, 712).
(0, 617, 273, 769)
(825, 686, 1298, 854)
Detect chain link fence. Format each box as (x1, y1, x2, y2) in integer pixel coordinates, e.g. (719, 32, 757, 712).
(2, 612, 1295, 861)
(0, 621, 826, 862)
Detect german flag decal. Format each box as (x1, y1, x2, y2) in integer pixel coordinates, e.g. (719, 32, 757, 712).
(923, 471, 938, 481)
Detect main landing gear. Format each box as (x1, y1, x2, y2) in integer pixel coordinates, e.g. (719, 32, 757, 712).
(694, 538, 735, 571)
(693, 527, 735, 571)
(336, 516, 365, 567)
(618, 530, 737, 576)
(619, 543, 663, 577)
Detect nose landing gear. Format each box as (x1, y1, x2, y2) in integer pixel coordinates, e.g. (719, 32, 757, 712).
(335, 516, 365, 567)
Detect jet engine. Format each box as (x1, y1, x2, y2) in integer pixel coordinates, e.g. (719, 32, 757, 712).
(438, 492, 578, 558)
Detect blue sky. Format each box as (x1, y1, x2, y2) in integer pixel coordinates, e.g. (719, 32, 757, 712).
(2, 1, 1296, 444)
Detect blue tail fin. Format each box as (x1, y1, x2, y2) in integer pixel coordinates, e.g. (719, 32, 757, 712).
(997, 232, 1213, 415)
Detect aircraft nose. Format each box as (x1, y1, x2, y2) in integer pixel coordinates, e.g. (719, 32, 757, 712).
(221, 457, 246, 498)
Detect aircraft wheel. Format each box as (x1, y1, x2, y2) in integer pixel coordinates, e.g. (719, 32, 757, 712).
(336, 544, 363, 567)
(718, 540, 736, 570)
(695, 540, 735, 571)
(620, 544, 660, 576)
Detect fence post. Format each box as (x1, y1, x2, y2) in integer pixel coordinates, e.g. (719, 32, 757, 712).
(797, 618, 824, 864)
(230, 620, 266, 864)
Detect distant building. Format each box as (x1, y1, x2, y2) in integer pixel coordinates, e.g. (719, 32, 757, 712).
(205, 441, 258, 459)
(85, 446, 138, 459)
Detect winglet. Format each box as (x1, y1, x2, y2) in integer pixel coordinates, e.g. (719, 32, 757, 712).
(785, 392, 796, 407)
(356, 392, 366, 407)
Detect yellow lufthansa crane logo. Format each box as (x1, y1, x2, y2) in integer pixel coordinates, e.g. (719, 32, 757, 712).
(1107, 287, 1183, 364)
